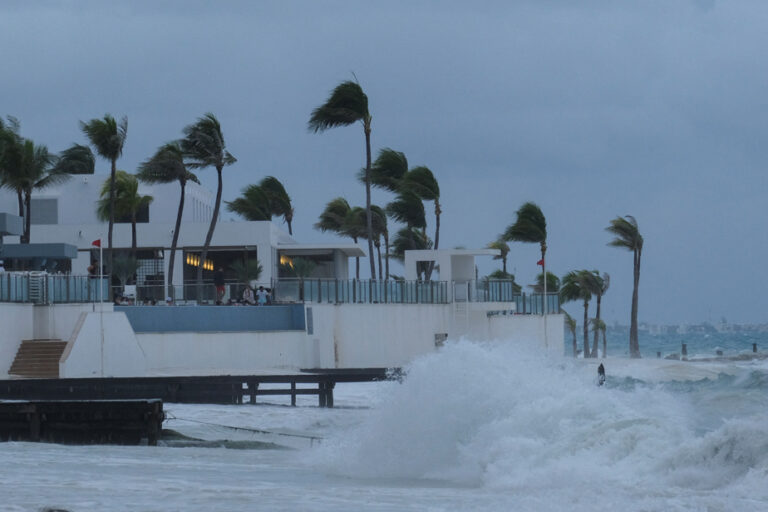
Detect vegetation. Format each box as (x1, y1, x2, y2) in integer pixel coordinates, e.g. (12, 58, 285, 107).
(111, 255, 140, 291)
(80, 114, 128, 272)
(96, 171, 153, 255)
(309, 80, 376, 279)
(229, 258, 263, 285)
(181, 113, 236, 300)
(138, 141, 199, 299)
(227, 176, 293, 233)
(486, 239, 510, 274)
(564, 311, 578, 357)
(587, 272, 610, 358)
(561, 270, 593, 357)
(607, 215, 643, 358)
(504, 202, 548, 311)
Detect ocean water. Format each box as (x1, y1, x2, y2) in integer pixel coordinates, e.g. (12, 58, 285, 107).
(2, 334, 768, 512)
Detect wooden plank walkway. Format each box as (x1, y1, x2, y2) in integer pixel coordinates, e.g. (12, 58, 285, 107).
(0, 369, 393, 408)
(0, 399, 163, 445)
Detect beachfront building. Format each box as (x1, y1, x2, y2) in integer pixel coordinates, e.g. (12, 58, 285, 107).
(0, 176, 361, 300)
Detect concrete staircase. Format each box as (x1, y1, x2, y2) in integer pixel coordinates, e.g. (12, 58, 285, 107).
(8, 339, 67, 379)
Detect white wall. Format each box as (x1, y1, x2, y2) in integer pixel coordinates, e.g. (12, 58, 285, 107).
(60, 310, 148, 378)
(136, 331, 311, 376)
(0, 303, 34, 378)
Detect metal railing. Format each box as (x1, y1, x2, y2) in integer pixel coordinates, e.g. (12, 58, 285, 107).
(469, 279, 560, 313)
(272, 278, 450, 305)
(0, 272, 109, 304)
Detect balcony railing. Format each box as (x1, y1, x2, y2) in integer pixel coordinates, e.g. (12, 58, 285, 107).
(272, 278, 450, 305)
(0, 272, 109, 304)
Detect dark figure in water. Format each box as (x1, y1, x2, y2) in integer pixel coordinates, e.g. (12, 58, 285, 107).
(597, 363, 606, 386)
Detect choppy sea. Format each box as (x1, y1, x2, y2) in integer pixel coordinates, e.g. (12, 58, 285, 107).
(2, 331, 768, 511)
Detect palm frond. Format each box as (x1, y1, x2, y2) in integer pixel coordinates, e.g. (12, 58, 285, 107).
(402, 166, 439, 201)
(308, 81, 369, 132)
(53, 144, 95, 174)
(504, 202, 546, 243)
(606, 215, 643, 251)
(386, 190, 426, 228)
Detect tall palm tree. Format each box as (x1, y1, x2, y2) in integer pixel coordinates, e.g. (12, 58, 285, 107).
(606, 215, 644, 358)
(315, 197, 361, 278)
(561, 270, 593, 357)
(181, 113, 237, 300)
(403, 166, 440, 280)
(309, 79, 376, 279)
(138, 141, 199, 299)
(504, 202, 548, 312)
(486, 239, 510, 274)
(96, 171, 153, 255)
(591, 318, 608, 358)
(226, 184, 271, 221)
(386, 190, 426, 231)
(367, 148, 408, 192)
(564, 311, 578, 357)
(80, 114, 128, 273)
(258, 176, 294, 235)
(390, 227, 432, 280)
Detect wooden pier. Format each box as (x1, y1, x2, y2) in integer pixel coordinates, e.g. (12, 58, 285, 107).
(0, 369, 392, 408)
(0, 399, 163, 445)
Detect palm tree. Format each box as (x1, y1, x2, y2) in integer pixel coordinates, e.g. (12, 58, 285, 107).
(11, 140, 69, 243)
(53, 144, 95, 175)
(606, 215, 644, 358)
(259, 176, 294, 235)
(230, 258, 263, 286)
(591, 318, 608, 358)
(403, 166, 440, 280)
(564, 311, 578, 357)
(80, 114, 128, 272)
(181, 113, 237, 300)
(96, 171, 153, 255)
(390, 227, 432, 279)
(561, 270, 593, 357)
(226, 184, 271, 221)
(530, 271, 561, 294)
(309, 79, 376, 279)
(315, 197, 361, 278)
(111, 255, 141, 294)
(138, 141, 199, 299)
(504, 202, 548, 312)
(587, 272, 610, 358)
(487, 239, 510, 274)
(367, 148, 408, 192)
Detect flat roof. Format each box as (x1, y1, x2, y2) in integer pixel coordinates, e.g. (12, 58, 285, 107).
(277, 244, 366, 258)
(0, 243, 79, 259)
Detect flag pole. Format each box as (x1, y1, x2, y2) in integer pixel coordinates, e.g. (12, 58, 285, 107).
(99, 240, 103, 304)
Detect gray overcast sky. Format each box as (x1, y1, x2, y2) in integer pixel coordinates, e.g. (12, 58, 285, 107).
(2, 1, 767, 325)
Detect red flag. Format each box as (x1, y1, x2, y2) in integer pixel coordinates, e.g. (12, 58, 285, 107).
(92, 239, 101, 247)
(537, 258, 544, 266)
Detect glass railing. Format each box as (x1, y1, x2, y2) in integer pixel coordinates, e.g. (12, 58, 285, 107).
(0, 272, 109, 304)
(273, 279, 450, 305)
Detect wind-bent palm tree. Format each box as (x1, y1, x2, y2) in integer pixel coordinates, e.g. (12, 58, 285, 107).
(403, 166, 440, 280)
(504, 202, 548, 312)
(606, 215, 644, 358)
(587, 272, 610, 358)
(390, 227, 432, 279)
(561, 270, 593, 357)
(96, 171, 153, 255)
(6, 140, 69, 243)
(53, 144, 95, 175)
(258, 176, 294, 235)
(309, 80, 376, 279)
(530, 271, 561, 294)
(182, 113, 236, 301)
(487, 239, 510, 274)
(564, 311, 578, 357)
(80, 114, 127, 272)
(226, 184, 271, 221)
(315, 197, 361, 277)
(366, 148, 408, 192)
(138, 141, 199, 299)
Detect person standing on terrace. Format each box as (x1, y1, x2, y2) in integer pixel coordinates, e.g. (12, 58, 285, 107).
(214, 267, 225, 304)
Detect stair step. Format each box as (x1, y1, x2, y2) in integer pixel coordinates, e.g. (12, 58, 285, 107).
(9, 339, 67, 379)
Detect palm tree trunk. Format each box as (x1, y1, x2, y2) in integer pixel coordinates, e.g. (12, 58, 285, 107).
(583, 300, 589, 357)
(108, 158, 117, 277)
(592, 294, 602, 357)
(602, 329, 607, 358)
(541, 242, 547, 315)
(197, 166, 223, 301)
(353, 237, 360, 280)
(22, 190, 31, 244)
(364, 125, 376, 280)
(425, 202, 441, 281)
(572, 334, 578, 358)
(167, 181, 185, 300)
(376, 241, 383, 280)
(384, 233, 390, 280)
(16, 189, 23, 219)
(131, 213, 137, 256)
(630, 247, 641, 358)
(502, 255, 507, 274)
